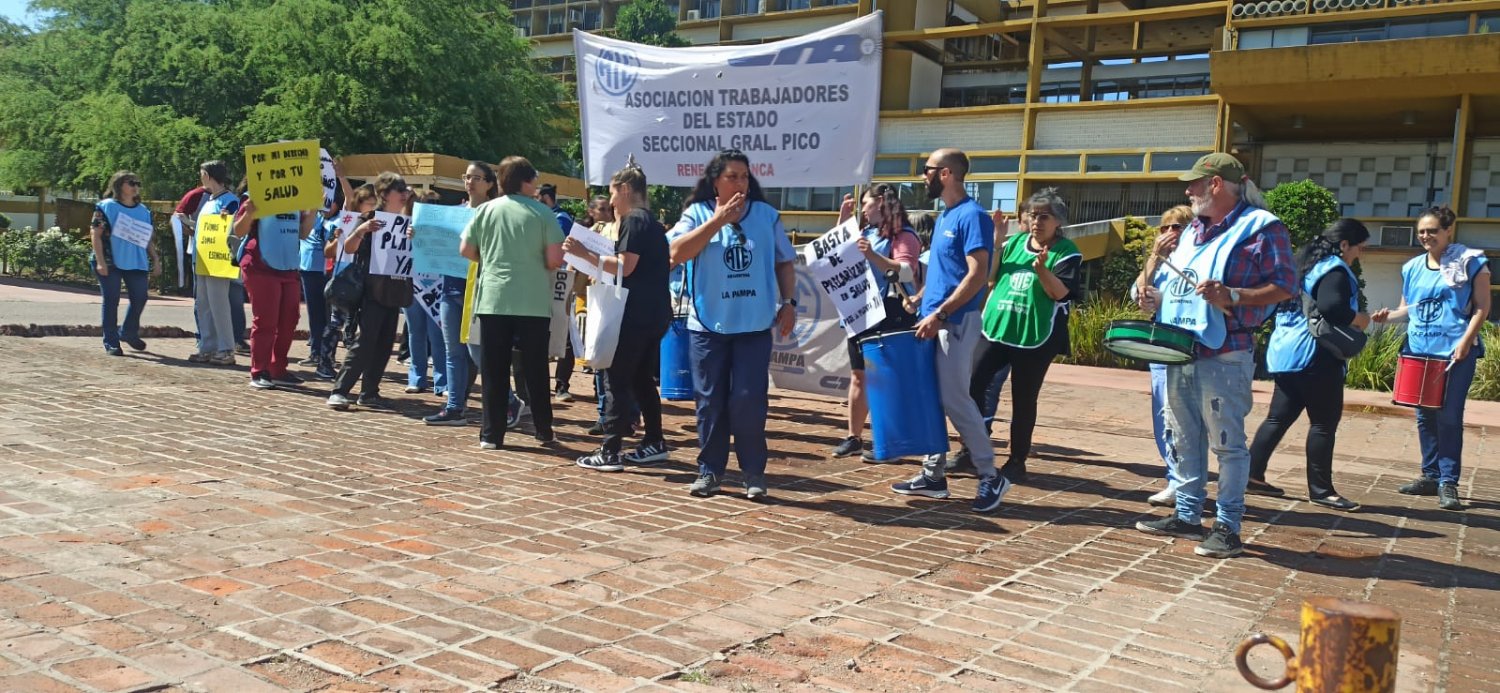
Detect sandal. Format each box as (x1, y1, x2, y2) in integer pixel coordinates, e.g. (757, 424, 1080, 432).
(1310, 495, 1360, 512)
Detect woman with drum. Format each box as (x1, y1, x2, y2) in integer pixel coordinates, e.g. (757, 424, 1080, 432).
(830, 184, 920, 459)
(968, 188, 1083, 484)
(1245, 219, 1371, 511)
(1373, 206, 1491, 511)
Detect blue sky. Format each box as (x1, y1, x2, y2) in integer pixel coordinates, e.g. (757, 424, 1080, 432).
(0, 0, 41, 26)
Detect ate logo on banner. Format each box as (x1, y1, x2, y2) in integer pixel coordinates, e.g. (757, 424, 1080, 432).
(728, 34, 877, 67)
(596, 48, 641, 96)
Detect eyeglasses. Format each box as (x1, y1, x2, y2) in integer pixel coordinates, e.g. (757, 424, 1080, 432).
(1031, 213, 1054, 222)
(1161, 223, 1186, 231)
(124, 181, 141, 188)
(391, 184, 410, 194)
(461, 174, 487, 182)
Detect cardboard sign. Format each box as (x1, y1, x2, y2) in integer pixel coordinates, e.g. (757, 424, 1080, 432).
(194, 214, 240, 279)
(562, 222, 617, 280)
(170, 216, 185, 286)
(111, 214, 153, 249)
(319, 149, 337, 212)
(413, 273, 444, 329)
(368, 211, 412, 277)
(803, 219, 885, 336)
(411, 203, 475, 278)
(244, 139, 323, 218)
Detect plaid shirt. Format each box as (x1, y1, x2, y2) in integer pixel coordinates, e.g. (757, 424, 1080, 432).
(1191, 202, 1297, 358)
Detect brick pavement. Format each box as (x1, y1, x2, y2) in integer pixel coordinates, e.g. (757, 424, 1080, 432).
(0, 336, 1495, 693)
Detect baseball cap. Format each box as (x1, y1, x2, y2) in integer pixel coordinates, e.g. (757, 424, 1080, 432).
(1178, 153, 1245, 182)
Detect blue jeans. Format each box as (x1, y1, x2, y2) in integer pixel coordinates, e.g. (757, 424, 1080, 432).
(689, 329, 773, 478)
(1150, 363, 1176, 482)
(1163, 349, 1255, 533)
(93, 263, 148, 350)
(438, 279, 470, 412)
(1416, 351, 1477, 485)
(979, 364, 1012, 434)
(300, 270, 327, 358)
(403, 305, 447, 394)
(230, 280, 247, 344)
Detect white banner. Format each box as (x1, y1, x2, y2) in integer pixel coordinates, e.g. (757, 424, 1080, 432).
(804, 219, 885, 336)
(368, 211, 412, 277)
(770, 245, 852, 398)
(574, 13, 883, 188)
(112, 214, 153, 249)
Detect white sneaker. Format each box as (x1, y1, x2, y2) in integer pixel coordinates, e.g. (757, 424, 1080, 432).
(1148, 484, 1178, 507)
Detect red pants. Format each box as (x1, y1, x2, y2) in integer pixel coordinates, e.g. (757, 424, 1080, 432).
(243, 263, 301, 379)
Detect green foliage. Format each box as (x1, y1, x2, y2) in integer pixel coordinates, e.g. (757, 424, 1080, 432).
(613, 0, 689, 47)
(1061, 296, 1149, 370)
(0, 212, 10, 230)
(650, 185, 687, 227)
(1264, 179, 1339, 250)
(0, 226, 93, 281)
(1472, 324, 1500, 402)
(1096, 216, 1157, 299)
(0, 0, 567, 199)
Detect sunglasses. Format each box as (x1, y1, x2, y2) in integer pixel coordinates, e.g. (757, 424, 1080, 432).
(124, 180, 141, 188)
(922, 165, 945, 175)
(1161, 223, 1186, 231)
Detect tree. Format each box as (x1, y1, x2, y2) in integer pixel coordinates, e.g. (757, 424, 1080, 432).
(1264, 179, 1339, 250)
(0, 0, 568, 200)
(613, 0, 689, 47)
(1097, 216, 1155, 299)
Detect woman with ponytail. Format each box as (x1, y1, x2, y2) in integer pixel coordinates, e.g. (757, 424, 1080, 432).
(1246, 218, 1371, 510)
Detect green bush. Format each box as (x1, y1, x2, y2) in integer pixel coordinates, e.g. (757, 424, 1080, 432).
(1344, 325, 1405, 392)
(1063, 296, 1150, 370)
(0, 226, 93, 281)
(1470, 324, 1500, 402)
(1264, 179, 1339, 250)
(1095, 216, 1157, 300)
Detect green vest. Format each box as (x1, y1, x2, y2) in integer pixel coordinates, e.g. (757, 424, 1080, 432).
(981, 233, 1081, 348)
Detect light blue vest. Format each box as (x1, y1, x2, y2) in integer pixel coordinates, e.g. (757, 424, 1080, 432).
(97, 199, 152, 271)
(1156, 205, 1280, 349)
(1402, 253, 1488, 358)
(255, 213, 302, 271)
(682, 200, 782, 334)
(866, 225, 918, 298)
(1266, 256, 1356, 374)
(299, 212, 327, 273)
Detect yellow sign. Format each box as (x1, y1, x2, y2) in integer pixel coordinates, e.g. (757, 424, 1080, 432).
(194, 214, 240, 280)
(460, 261, 479, 344)
(244, 139, 322, 218)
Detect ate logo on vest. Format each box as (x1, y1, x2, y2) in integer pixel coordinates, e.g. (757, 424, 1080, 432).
(723, 244, 753, 272)
(1414, 298, 1443, 324)
(1168, 268, 1199, 298)
(1009, 272, 1034, 292)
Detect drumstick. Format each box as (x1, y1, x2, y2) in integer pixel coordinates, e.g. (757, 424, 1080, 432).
(1158, 258, 1234, 317)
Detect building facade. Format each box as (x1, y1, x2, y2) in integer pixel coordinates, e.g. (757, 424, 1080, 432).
(519, 0, 1499, 308)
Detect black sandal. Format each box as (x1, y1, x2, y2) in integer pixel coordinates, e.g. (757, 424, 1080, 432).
(1310, 495, 1360, 512)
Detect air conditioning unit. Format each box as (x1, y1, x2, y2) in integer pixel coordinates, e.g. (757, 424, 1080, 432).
(687, 8, 701, 19)
(515, 25, 529, 37)
(567, 7, 584, 23)
(1379, 225, 1416, 247)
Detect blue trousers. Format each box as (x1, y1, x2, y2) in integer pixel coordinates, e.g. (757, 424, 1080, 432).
(1416, 351, 1477, 485)
(403, 305, 447, 394)
(230, 280, 247, 344)
(300, 270, 328, 358)
(1150, 363, 1176, 482)
(93, 264, 148, 351)
(689, 329, 773, 478)
(438, 278, 470, 412)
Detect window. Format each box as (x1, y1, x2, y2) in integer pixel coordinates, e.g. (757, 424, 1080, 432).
(874, 158, 911, 176)
(1026, 155, 1080, 173)
(966, 181, 1018, 213)
(699, 0, 721, 18)
(1087, 154, 1145, 173)
(762, 187, 847, 211)
(970, 156, 1020, 174)
(1151, 152, 1209, 171)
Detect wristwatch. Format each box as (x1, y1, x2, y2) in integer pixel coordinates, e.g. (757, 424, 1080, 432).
(1228, 288, 1242, 305)
(780, 298, 798, 308)
(935, 310, 950, 322)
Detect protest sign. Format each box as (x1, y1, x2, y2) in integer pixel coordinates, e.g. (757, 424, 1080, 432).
(170, 216, 185, 286)
(770, 246, 851, 397)
(368, 211, 412, 277)
(194, 214, 239, 279)
(803, 219, 885, 336)
(413, 274, 444, 328)
(111, 214, 153, 249)
(461, 261, 479, 345)
(575, 13, 882, 187)
(244, 139, 323, 218)
(319, 149, 337, 212)
(411, 203, 474, 278)
(562, 223, 616, 280)
(549, 266, 576, 358)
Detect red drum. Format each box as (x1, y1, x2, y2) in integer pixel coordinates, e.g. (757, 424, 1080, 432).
(1392, 354, 1449, 409)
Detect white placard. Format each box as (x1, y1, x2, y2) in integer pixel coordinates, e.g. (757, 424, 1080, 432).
(770, 246, 853, 396)
(804, 220, 885, 336)
(112, 214, 154, 249)
(413, 273, 444, 328)
(575, 13, 883, 188)
(170, 216, 185, 287)
(368, 211, 412, 277)
(563, 222, 618, 280)
(320, 149, 337, 212)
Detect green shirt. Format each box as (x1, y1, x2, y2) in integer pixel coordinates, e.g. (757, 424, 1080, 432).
(461, 195, 563, 318)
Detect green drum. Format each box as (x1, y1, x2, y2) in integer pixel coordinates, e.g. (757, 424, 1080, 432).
(1103, 320, 1197, 365)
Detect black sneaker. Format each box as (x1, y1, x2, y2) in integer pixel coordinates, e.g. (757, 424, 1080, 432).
(689, 472, 721, 497)
(1438, 483, 1463, 511)
(891, 474, 950, 499)
(1246, 478, 1286, 497)
(357, 394, 388, 408)
(124, 337, 147, 351)
(235, 341, 252, 355)
(972, 474, 1011, 513)
(623, 440, 669, 464)
(999, 460, 1028, 484)
(314, 367, 336, 381)
(506, 400, 529, 429)
(576, 450, 624, 472)
(1195, 522, 1244, 558)
(1135, 515, 1205, 540)
(249, 375, 276, 390)
(587, 420, 605, 435)
(1398, 477, 1439, 496)
(297, 357, 319, 367)
(271, 373, 304, 386)
(744, 474, 768, 501)
(944, 447, 974, 473)
(105, 345, 124, 356)
(423, 409, 468, 426)
(831, 437, 863, 458)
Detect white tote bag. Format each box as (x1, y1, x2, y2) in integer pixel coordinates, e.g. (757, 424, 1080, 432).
(583, 270, 628, 369)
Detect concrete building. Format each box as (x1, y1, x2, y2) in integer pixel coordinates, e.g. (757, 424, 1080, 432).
(519, 0, 1498, 307)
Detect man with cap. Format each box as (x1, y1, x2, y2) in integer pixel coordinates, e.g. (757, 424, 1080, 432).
(1132, 153, 1295, 558)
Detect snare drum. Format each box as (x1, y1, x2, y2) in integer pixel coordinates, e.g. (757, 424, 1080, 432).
(1103, 320, 1197, 365)
(1392, 354, 1449, 409)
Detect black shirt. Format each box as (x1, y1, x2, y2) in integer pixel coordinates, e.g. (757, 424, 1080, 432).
(617, 208, 671, 330)
(1029, 237, 1084, 357)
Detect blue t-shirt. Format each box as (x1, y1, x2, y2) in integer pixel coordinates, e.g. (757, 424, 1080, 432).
(552, 206, 574, 235)
(299, 213, 328, 273)
(920, 196, 994, 320)
(668, 199, 795, 334)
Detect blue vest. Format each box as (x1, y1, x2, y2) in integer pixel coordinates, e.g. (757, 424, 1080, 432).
(97, 199, 152, 271)
(200, 190, 239, 217)
(254, 213, 302, 271)
(1156, 205, 1280, 349)
(1402, 253, 1488, 358)
(299, 213, 327, 272)
(1266, 256, 1356, 374)
(867, 225, 918, 298)
(683, 200, 782, 334)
